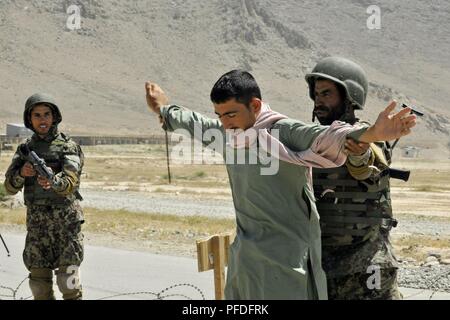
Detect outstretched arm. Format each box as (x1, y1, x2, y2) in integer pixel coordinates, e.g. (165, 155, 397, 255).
(282, 101, 415, 170)
(144, 81, 222, 138)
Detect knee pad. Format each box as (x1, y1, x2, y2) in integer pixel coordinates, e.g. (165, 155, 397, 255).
(56, 266, 83, 300)
(29, 268, 55, 300)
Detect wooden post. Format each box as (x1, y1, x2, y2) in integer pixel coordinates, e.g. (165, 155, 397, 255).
(196, 233, 234, 300)
(164, 130, 172, 184)
(212, 236, 225, 299)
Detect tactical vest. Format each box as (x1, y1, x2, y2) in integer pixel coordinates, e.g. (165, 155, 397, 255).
(313, 142, 397, 246)
(23, 133, 81, 206)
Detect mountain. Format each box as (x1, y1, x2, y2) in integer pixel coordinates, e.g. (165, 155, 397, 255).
(0, 0, 449, 157)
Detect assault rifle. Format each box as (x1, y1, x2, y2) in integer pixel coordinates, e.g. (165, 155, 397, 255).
(19, 145, 83, 200)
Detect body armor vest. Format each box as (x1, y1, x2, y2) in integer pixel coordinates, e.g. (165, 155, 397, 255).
(313, 142, 397, 246)
(23, 134, 79, 206)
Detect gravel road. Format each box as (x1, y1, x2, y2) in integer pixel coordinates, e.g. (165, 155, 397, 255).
(82, 189, 236, 218)
(398, 264, 450, 293)
(80, 189, 450, 237)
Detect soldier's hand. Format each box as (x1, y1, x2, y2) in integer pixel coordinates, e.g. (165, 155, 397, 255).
(37, 175, 51, 190)
(344, 138, 370, 156)
(373, 101, 417, 141)
(145, 82, 169, 115)
(20, 162, 36, 177)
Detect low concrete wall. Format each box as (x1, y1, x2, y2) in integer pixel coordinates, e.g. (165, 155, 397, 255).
(0, 134, 168, 146)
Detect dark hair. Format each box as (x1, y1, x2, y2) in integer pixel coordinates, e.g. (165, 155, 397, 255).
(210, 70, 262, 107)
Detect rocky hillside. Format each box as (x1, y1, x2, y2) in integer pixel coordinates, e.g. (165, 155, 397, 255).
(0, 0, 449, 157)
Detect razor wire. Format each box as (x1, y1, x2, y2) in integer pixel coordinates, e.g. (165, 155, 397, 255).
(0, 276, 206, 300)
(2, 270, 450, 300)
(402, 267, 450, 300)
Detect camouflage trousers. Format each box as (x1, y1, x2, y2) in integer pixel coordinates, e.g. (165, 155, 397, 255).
(23, 203, 84, 271)
(23, 203, 84, 300)
(327, 268, 402, 300)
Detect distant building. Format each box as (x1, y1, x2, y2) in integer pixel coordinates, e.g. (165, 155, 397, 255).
(6, 123, 33, 138)
(402, 146, 420, 158)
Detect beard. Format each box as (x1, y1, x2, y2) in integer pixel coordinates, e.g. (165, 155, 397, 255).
(313, 104, 346, 125)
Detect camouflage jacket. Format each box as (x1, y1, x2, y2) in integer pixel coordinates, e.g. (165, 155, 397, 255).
(4, 130, 84, 206)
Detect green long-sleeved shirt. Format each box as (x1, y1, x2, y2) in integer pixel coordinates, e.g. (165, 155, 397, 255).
(161, 105, 366, 300)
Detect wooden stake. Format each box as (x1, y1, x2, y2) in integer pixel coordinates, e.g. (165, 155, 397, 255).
(196, 233, 234, 300)
(164, 130, 172, 184)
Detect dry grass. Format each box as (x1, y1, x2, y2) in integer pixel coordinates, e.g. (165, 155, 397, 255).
(82, 208, 235, 238)
(0, 207, 235, 237)
(0, 206, 236, 257)
(0, 207, 26, 225)
(82, 144, 230, 188)
(392, 234, 450, 262)
(395, 213, 450, 223)
(387, 159, 450, 217)
(0, 144, 230, 190)
(393, 235, 450, 249)
(390, 159, 450, 192)
(0, 184, 8, 201)
(0, 152, 14, 176)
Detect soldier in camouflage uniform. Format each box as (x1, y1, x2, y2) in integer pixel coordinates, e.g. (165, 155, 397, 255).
(305, 57, 402, 299)
(4, 93, 84, 300)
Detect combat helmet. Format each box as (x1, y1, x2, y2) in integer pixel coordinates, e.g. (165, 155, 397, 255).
(305, 56, 368, 110)
(23, 93, 62, 130)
